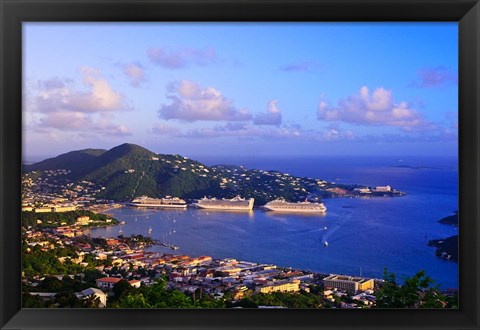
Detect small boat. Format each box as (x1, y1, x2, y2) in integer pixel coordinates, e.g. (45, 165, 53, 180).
(148, 227, 152, 235)
(118, 229, 123, 235)
(324, 241, 329, 247)
(323, 226, 328, 230)
(120, 221, 126, 225)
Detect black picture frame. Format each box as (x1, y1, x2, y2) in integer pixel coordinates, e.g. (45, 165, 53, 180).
(1, 0, 479, 329)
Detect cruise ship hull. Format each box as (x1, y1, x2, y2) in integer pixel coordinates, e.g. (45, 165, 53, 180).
(128, 196, 188, 209)
(192, 203, 253, 211)
(263, 206, 326, 213)
(263, 199, 326, 213)
(192, 196, 254, 211)
(128, 202, 187, 208)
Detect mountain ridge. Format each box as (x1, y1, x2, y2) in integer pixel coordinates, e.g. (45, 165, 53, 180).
(23, 143, 358, 204)
(24, 148, 107, 178)
(24, 143, 224, 201)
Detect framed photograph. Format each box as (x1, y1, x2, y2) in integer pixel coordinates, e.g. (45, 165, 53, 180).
(1, 0, 479, 329)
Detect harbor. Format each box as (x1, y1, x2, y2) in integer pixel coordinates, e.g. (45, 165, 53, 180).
(85, 192, 459, 289)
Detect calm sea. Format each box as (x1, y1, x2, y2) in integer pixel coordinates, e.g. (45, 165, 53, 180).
(85, 156, 458, 288)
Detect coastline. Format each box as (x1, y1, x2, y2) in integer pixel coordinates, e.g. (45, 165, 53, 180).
(428, 211, 459, 263)
(22, 154, 459, 292)
(428, 235, 458, 262)
(86, 197, 459, 289)
(23, 215, 458, 309)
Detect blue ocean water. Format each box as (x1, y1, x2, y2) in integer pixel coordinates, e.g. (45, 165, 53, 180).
(86, 156, 458, 288)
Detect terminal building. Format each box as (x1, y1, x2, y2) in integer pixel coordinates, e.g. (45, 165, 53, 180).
(255, 279, 301, 294)
(323, 275, 374, 292)
(30, 204, 77, 213)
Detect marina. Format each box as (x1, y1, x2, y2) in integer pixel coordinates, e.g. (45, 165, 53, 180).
(87, 178, 459, 289)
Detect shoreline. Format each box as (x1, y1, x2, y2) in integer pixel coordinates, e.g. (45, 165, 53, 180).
(86, 215, 457, 289)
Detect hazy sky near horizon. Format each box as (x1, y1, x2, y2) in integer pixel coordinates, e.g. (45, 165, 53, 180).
(23, 22, 458, 161)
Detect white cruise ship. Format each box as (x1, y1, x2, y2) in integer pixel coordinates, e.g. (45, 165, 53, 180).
(192, 196, 254, 210)
(128, 196, 187, 208)
(263, 198, 326, 213)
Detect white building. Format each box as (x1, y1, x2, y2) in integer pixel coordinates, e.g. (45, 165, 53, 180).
(354, 188, 371, 194)
(96, 277, 121, 290)
(374, 185, 391, 192)
(323, 274, 375, 292)
(95, 277, 142, 291)
(76, 287, 107, 307)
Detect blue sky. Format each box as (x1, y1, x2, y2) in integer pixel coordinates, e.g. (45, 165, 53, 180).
(23, 22, 458, 161)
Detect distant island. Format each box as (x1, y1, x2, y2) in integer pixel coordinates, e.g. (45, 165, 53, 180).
(22, 143, 405, 207)
(390, 165, 436, 170)
(438, 211, 458, 226)
(428, 211, 458, 263)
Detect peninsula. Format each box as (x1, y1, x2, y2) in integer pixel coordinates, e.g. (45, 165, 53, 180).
(22, 143, 405, 208)
(428, 211, 458, 262)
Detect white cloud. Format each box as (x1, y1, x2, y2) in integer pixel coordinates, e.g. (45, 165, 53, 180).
(410, 66, 457, 88)
(148, 47, 216, 69)
(39, 111, 131, 137)
(34, 66, 130, 113)
(158, 80, 252, 122)
(321, 124, 355, 141)
(150, 123, 181, 135)
(26, 67, 131, 137)
(253, 99, 282, 126)
(182, 123, 303, 140)
(123, 63, 145, 87)
(317, 86, 427, 129)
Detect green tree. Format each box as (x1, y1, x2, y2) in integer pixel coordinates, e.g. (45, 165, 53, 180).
(82, 295, 101, 308)
(56, 292, 83, 308)
(376, 269, 449, 308)
(232, 291, 324, 309)
(22, 293, 46, 308)
(84, 269, 103, 283)
(118, 293, 151, 308)
(39, 276, 63, 292)
(112, 279, 133, 299)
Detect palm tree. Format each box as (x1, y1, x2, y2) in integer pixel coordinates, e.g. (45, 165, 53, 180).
(82, 294, 101, 308)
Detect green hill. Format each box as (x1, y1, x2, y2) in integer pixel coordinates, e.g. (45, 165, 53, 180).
(24, 143, 224, 201)
(23, 143, 374, 204)
(83, 144, 223, 200)
(24, 148, 107, 178)
(428, 235, 458, 262)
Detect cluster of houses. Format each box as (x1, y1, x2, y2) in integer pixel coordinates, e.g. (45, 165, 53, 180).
(22, 165, 387, 308)
(22, 170, 108, 212)
(211, 165, 329, 201)
(24, 216, 379, 308)
(158, 155, 210, 177)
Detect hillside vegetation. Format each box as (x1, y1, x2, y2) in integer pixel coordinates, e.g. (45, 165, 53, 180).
(24, 143, 359, 204)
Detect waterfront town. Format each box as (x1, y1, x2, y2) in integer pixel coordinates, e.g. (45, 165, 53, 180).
(19, 22, 459, 311)
(21, 165, 455, 309)
(23, 211, 380, 309)
(22, 164, 403, 214)
(21, 168, 389, 308)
